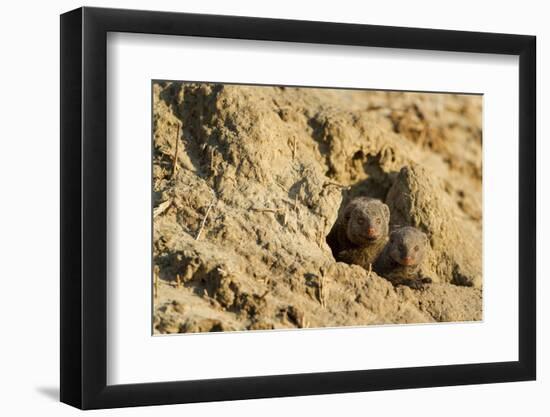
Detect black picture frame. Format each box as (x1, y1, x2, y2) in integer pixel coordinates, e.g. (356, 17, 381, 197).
(60, 6, 536, 410)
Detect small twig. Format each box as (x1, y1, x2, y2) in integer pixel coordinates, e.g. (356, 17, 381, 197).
(171, 123, 180, 179)
(195, 195, 215, 240)
(283, 206, 288, 226)
(275, 180, 287, 190)
(176, 274, 182, 288)
(366, 263, 373, 279)
(216, 266, 229, 277)
(319, 272, 329, 309)
(323, 180, 347, 189)
(251, 207, 284, 214)
(292, 136, 297, 160)
(153, 267, 159, 299)
(210, 147, 215, 172)
(256, 276, 271, 286)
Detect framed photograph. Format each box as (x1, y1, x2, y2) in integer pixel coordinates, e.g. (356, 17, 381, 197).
(60, 6, 536, 409)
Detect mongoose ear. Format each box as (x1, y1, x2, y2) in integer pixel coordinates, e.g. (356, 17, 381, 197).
(383, 204, 390, 221)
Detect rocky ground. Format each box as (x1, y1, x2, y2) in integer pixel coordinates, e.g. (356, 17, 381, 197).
(152, 82, 482, 334)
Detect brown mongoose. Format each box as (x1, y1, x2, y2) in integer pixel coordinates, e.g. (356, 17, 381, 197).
(331, 197, 390, 268)
(374, 226, 432, 290)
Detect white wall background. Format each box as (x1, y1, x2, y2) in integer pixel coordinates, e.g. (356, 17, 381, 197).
(0, 0, 545, 415)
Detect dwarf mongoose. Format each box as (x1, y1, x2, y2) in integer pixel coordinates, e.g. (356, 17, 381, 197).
(374, 226, 432, 290)
(332, 197, 390, 267)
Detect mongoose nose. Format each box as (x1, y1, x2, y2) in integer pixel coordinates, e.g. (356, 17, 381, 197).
(366, 227, 377, 237)
(401, 256, 415, 266)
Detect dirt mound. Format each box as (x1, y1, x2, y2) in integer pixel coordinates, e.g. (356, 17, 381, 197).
(153, 82, 483, 334)
(386, 165, 482, 287)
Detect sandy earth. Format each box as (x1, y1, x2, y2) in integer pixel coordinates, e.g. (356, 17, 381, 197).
(152, 82, 482, 334)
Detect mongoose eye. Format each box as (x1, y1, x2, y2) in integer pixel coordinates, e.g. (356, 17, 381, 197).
(356, 218, 365, 225)
(376, 218, 381, 224)
(414, 245, 419, 251)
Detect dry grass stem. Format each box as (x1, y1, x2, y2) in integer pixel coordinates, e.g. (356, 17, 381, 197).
(323, 180, 347, 189)
(319, 273, 329, 309)
(153, 199, 172, 218)
(275, 180, 287, 190)
(171, 123, 180, 179)
(176, 274, 182, 288)
(251, 207, 283, 214)
(154, 270, 159, 299)
(216, 266, 228, 277)
(195, 196, 215, 240)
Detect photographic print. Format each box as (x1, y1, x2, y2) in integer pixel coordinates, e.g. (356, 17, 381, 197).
(61, 8, 535, 407)
(152, 81, 483, 334)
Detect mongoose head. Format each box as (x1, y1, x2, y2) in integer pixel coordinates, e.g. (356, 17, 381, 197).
(344, 198, 390, 245)
(387, 226, 429, 267)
